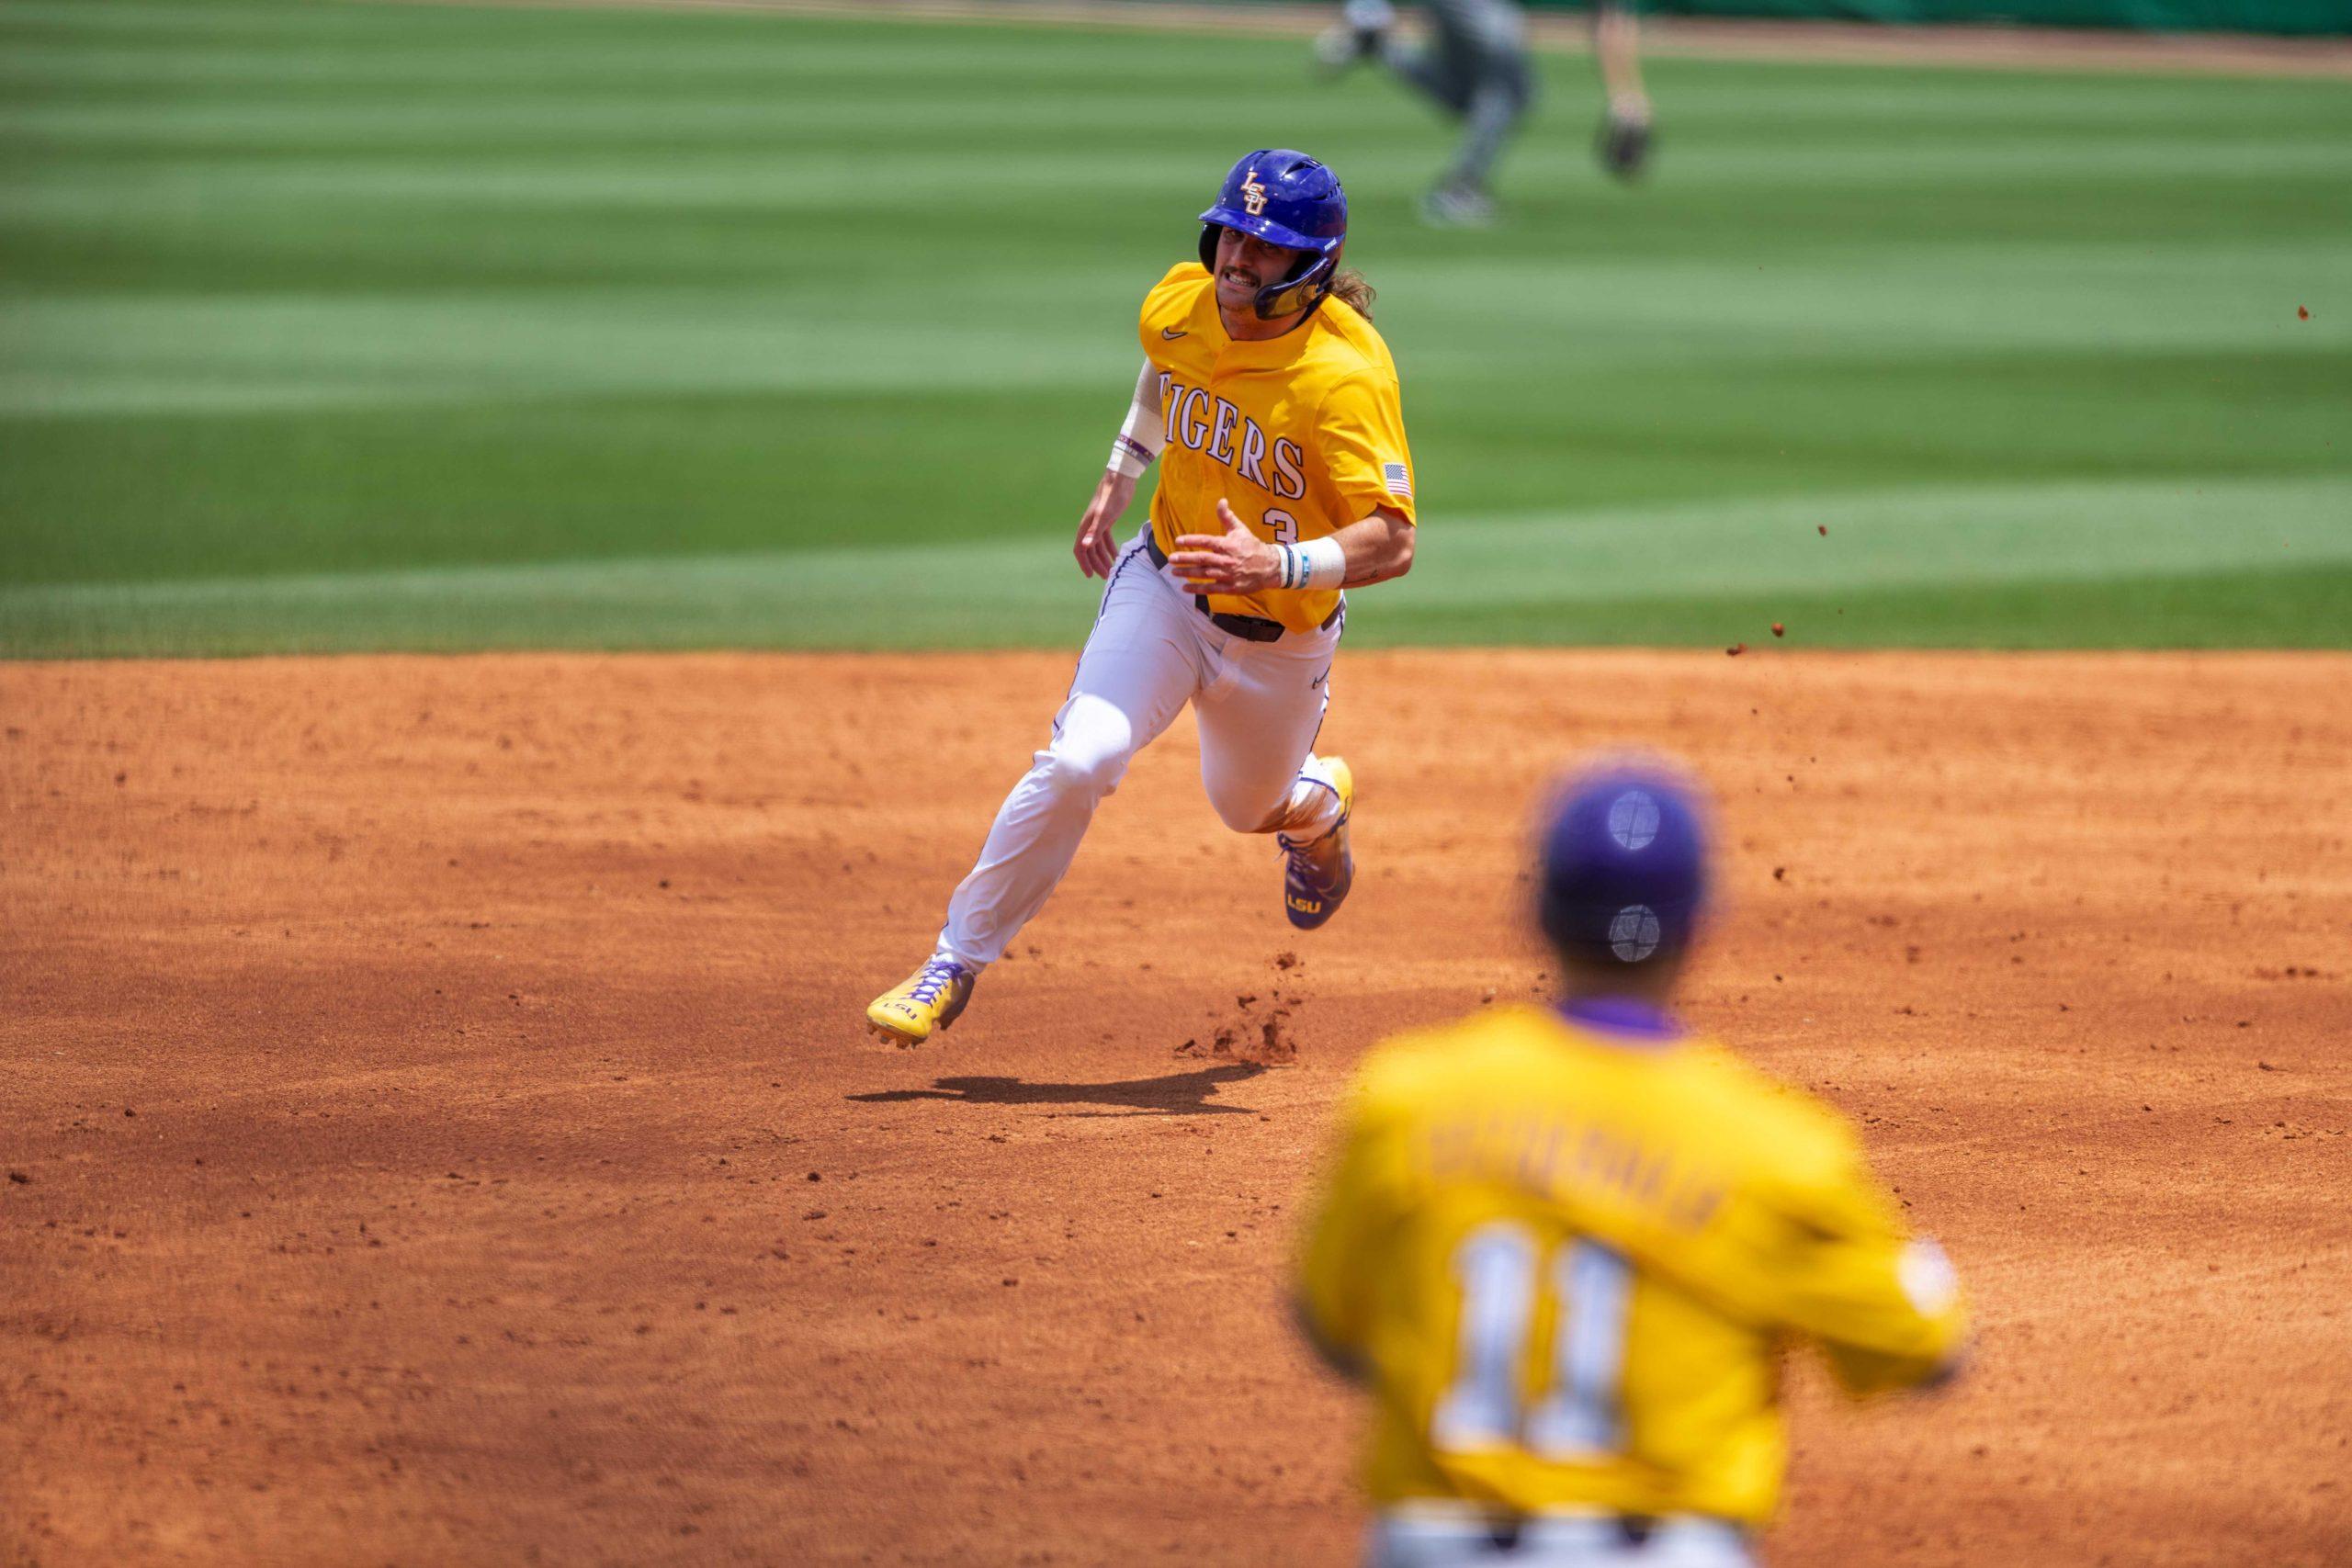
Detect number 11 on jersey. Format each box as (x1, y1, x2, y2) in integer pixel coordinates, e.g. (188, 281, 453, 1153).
(1430, 1223, 1633, 1461)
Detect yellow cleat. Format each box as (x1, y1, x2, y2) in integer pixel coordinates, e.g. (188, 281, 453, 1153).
(865, 957, 977, 1047)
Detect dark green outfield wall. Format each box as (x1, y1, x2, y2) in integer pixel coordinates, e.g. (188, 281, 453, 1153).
(1529, 0, 2349, 34)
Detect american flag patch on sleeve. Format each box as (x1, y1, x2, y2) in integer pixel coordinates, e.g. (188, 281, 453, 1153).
(1382, 461, 1412, 500)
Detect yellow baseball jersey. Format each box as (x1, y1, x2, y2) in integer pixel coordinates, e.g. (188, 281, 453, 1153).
(1138, 263, 1415, 633)
(1297, 1003, 1967, 1526)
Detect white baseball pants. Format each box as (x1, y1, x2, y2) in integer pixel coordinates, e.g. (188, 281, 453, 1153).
(936, 536, 1345, 968)
(1368, 1506, 1755, 1568)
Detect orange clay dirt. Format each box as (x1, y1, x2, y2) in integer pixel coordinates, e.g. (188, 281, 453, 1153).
(3, 650, 2347, 1568)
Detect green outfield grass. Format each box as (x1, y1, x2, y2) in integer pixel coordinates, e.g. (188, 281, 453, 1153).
(3, 0, 2346, 653)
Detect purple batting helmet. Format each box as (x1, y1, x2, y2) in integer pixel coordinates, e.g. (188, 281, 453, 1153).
(1197, 149, 1348, 321)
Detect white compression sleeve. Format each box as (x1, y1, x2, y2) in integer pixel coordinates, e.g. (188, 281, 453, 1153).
(1107, 360, 1163, 478)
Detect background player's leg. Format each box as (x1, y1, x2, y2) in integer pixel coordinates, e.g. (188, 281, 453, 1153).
(1433, 65, 1532, 210)
(934, 547, 1204, 969)
(1425, 0, 1533, 224)
(1594, 0, 1653, 179)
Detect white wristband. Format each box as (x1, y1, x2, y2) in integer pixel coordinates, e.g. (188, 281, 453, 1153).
(1279, 536, 1347, 592)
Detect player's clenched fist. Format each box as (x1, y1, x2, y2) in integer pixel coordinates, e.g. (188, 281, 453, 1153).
(1073, 470, 1136, 579)
(1169, 499, 1280, 593)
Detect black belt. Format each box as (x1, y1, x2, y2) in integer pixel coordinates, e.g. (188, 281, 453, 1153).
(1144, 534, 1340, 642)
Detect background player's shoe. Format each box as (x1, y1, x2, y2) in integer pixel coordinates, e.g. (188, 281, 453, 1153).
(865, 957, 975, 1047)
(1598, 105, 1654, 181)
(1313, 0, 1394, 74)
(1419, 178, 1496, 229)
(1280, 757, 1354, 931)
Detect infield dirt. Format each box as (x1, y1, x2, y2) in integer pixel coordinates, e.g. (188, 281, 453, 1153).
(4, 650, 2346, 1566)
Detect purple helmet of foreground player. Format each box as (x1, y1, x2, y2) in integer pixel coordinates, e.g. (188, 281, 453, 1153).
(1197, 149, 1348, 321)
(1538, 762, 1712, 969)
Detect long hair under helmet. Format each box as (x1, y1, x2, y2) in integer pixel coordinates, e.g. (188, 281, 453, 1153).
(1197, 149, 1348, 321)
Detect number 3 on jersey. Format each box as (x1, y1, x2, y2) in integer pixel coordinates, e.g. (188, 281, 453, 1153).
(1430, 1223, 1633, 1461)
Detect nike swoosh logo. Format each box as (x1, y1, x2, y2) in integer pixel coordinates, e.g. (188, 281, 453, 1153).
(1160, 327, 1188, 339)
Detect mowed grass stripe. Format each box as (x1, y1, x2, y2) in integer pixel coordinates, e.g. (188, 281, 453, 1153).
(7, 257, 2333, 419)
(7, 474, 2344, 655)
(2, 0, 2347, 650)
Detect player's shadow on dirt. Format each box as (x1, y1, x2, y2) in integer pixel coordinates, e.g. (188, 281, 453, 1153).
(847, 1063, 1266, 1118)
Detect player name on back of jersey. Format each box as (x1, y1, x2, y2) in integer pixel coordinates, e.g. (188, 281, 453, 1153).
(1156, 371, 1309, 502)
(1425, 1108, 1726, 1235)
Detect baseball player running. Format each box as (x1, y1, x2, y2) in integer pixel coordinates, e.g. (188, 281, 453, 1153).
(1296, 762, 1967, 1565)
(1318, 0, 1656, 225)
(866, 150, 1417, 1047)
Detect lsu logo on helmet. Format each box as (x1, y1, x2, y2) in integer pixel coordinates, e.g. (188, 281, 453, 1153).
(1241, 170, 1269, 215)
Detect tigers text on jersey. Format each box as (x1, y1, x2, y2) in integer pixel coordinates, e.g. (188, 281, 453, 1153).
(1296, 1003, 1967, 1526)
(1139, 263, 1415, 634)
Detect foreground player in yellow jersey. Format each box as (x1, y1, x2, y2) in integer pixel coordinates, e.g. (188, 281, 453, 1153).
(1298, 763, 1967, 1566)
(867, 151, 1416, 1046)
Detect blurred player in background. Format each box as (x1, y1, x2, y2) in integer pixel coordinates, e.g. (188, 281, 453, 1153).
(1318, 0, 1654, 226)
(865, 150, 1417, 1048)
(1296, 761, 1967, 1566)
